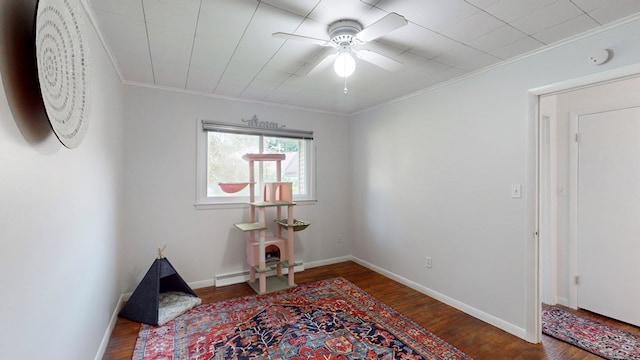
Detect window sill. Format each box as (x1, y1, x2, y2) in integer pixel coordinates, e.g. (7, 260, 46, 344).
(194, 199, 318, 210)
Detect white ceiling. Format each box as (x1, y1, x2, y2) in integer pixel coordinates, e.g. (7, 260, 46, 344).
(88, 0, 640, 114)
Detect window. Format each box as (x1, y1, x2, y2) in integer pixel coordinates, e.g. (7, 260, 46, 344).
(196, 120, 315, 207)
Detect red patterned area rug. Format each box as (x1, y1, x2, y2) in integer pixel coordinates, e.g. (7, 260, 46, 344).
(542, 306, 640, 360)
(132, 277, 472, 359)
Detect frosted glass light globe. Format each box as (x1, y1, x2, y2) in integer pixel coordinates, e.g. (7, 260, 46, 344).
(334, 52, 356, 78)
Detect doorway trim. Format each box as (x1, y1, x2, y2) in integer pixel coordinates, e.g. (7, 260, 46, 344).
(527, 62, 640, 344)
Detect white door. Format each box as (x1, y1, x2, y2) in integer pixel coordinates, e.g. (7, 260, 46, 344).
(577, 106, 640, 327)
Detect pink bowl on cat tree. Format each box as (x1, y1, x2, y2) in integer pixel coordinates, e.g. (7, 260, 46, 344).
(218, 182, 250, 193)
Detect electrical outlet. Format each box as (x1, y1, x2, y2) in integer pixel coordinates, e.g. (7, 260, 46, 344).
(425, 256, 432, 269)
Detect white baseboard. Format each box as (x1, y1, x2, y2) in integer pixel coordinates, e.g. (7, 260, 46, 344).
(557, 296, 570, 307)
(351, 256, 529, 342)
(94, 294, 126, 360)
(188, 278, 216, 289)
(303, 255, 354, 269)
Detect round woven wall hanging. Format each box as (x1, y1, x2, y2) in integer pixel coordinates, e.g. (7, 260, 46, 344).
(35, 0, 91, 148)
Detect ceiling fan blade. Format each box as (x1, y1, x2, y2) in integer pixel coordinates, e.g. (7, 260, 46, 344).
(356, 50, 403, 72)
(272, 32, 331, 46)
(356, 12, 408, 42)
(306, 50, 337, 76)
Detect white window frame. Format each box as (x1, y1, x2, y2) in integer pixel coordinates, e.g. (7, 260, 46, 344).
(195, 119, 316, 209)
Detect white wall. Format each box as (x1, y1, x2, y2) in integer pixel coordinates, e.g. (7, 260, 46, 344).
(350, 17, 640, 342)
(0, 1, 125, 359)
(121, 86, 351, 292)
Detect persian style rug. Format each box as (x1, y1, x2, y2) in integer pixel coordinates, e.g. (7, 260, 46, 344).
(132, 277, 472, 359)
(542, 306, 640, 360)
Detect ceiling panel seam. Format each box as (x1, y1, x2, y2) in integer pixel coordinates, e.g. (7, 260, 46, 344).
(141, 0, 156, 84)
(212, 2, 261, 94)
(184, 0, 204, 90)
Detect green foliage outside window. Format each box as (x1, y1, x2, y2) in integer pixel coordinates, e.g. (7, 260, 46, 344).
(207, 133, 307, 197)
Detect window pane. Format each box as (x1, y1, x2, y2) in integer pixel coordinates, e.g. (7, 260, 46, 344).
(263, 137, 307, 195)
(207, 132, 259, 197)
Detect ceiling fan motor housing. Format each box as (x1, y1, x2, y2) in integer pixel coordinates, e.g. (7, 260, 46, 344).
(328, 20, 363, 48)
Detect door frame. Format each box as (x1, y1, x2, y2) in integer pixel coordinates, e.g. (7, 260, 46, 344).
(527, 62, 640, 343)
(568, 113, 579, 309)
(539, 112, 559, 306)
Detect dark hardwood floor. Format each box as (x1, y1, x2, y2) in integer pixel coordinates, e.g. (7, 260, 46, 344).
(103, 261, 639, 359)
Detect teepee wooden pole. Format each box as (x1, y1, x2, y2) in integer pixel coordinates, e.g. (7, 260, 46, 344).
(157, 245, 167, 259)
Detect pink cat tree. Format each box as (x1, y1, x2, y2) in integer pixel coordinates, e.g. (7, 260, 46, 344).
(224, 153, 306, 294)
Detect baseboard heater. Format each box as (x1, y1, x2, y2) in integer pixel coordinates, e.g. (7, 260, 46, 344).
(214, 262, 305, 287)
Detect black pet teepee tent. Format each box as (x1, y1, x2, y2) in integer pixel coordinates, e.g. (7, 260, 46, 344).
(119, 248, 198, 325)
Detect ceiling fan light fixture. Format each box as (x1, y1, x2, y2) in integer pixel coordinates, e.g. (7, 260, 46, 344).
(334, 52, 356, 78)
(273, 13, 408, 79)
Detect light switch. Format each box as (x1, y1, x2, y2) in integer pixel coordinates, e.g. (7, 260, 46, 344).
(511, 184, 521, 199)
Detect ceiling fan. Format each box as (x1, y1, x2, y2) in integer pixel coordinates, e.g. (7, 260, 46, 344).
(273, 12, 408, 80)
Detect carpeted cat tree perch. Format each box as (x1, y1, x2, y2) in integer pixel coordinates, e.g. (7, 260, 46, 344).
(118, 246, 201, 326)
